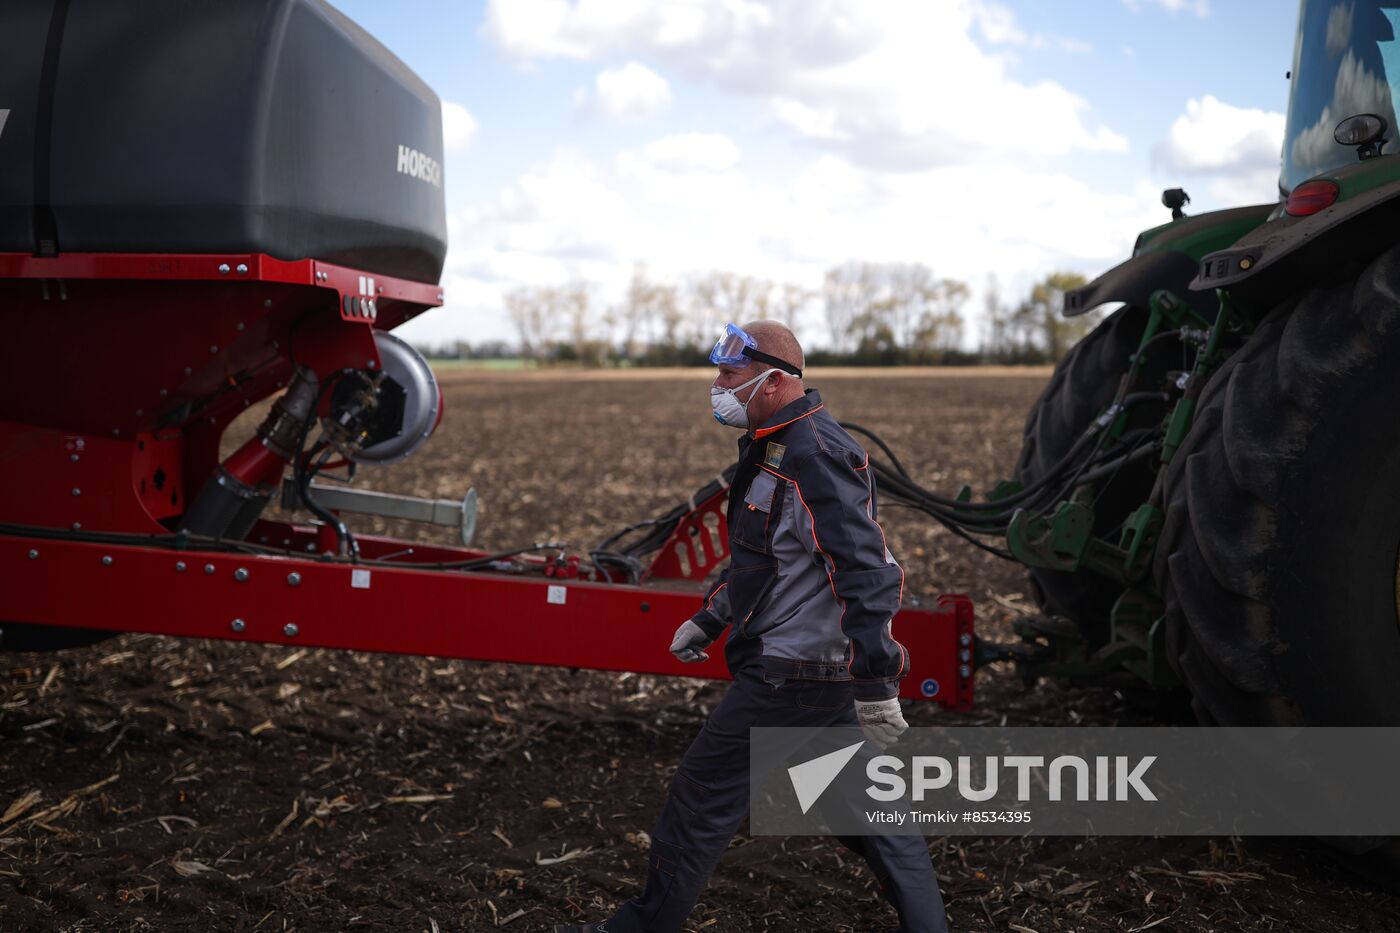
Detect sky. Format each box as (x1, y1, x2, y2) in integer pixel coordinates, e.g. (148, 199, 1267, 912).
(332, 0, 1300, 351)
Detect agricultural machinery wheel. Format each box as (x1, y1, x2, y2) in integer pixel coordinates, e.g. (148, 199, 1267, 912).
(1154, 242, 1400, 726)
(1014, 305, 1176, 645)
(0, 622, 120, 652)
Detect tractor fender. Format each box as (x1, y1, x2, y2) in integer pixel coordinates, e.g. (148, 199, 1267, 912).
(1064, 203, 1276, 319)
(1193, 173, 1400, 306)
(1063, 249, 1206, 319)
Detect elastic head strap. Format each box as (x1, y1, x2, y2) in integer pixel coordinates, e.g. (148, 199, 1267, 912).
(742, 346, 802, 378)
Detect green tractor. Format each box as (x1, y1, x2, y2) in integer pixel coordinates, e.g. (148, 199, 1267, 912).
(981, 0, 1400, 726)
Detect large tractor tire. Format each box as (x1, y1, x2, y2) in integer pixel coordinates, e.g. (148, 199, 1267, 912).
(1153, 243, 1400, 726)
(1014, 306, 1176, 645)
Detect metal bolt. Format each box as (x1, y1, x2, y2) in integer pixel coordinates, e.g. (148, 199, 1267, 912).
(27, 549, 38, 560)
(287, 572, 302, 587)
(71, 487, 81, 496)
(70, 453, 79, 462)
(305, 543, 316, 552)
(203, 563, 215, 575)
(175, 561, 187, 572)
(1239, 257, 1253, 270)
(159, 388, 168, 396)
(233, 567, 250, 582)
(366, 360, 376, 369)
(958, 649, 971, 662)
(231, 618, 246, 633)
(218, 263, 230, 274)
(958, 664, 972, 678)
(958, 632, 972, 646)
(283, 623, 299, 638)
(111, 429, 119, 436)
(236, 322, 245, 331)
(235, 263, 249, 275)
(101, 555, 113, 566)
(135, 408, 143, 417)
(184, 367, 193, 376)
(71, 522, 81, 531)
(209, 345, 219, 354)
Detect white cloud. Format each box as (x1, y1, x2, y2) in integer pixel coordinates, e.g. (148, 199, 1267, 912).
(577, 62, 673, 119)
(972, 2, 1029, 45)
(482, 0, 1123, 170)
(1122, 0, 1209, 16)
(414, 142, 1165, 349)
(1325, 2, 1354, 58)
(1156, 95, 1283, 176)
(490, 150, 641, 261)
(1154, 95, 1284, 204)
(442, 100, 478, 152)
(770, 98, 847, 141)
(636, 132, 741, 172)
(416, 2, 1177, 351)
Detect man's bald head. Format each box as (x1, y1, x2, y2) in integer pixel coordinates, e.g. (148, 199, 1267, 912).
(740, 320, 805, 375)
(707, 319, 807, 434)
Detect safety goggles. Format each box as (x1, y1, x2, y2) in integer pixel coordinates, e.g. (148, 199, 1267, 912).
(707, 323, 803, 377)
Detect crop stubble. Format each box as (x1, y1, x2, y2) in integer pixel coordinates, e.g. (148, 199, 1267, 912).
(1, 370, 1394, 931)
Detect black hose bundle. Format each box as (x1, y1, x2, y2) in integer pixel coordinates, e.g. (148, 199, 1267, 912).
(589, 463, 739, 583)
(291, 369, 361, 560)
(836, 329, 1183, 559)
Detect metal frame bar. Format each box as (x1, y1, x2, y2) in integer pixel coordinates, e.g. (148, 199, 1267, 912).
(0, 525, 974, 707)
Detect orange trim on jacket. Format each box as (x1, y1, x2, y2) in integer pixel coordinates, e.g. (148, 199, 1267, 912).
(752, 403, 824, 439)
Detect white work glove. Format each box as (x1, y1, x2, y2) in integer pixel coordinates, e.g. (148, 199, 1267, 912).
(854, 697, 908, 749)
(669, 619, 714, 663)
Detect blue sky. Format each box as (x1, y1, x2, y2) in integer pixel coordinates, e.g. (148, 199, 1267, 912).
(333, 0, 1301, 350)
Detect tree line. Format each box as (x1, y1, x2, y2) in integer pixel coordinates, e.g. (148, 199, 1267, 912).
(420, 263, 1107, 367)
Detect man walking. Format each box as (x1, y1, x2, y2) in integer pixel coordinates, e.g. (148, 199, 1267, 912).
(557, 321, 948, 933)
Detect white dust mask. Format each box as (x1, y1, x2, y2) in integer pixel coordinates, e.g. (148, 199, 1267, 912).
(710, 369, 778, 429)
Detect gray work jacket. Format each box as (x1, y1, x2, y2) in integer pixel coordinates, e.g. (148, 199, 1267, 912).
(690, 388, 909, 702)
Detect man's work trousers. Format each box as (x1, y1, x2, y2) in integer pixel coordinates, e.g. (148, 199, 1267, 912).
(604, 665, 949, 932)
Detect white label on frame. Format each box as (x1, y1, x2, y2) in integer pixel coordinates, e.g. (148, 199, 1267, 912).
(547, 585, 567, 605)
